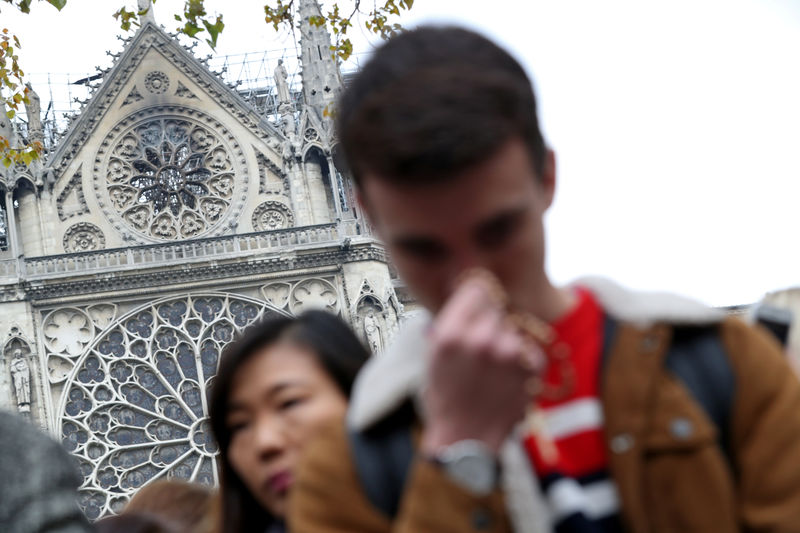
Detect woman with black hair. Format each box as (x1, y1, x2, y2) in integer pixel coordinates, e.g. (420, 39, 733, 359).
(208, 310, 370, 533)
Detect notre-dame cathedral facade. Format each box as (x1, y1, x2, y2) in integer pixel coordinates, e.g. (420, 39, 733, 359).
(0, 0, 403, 519)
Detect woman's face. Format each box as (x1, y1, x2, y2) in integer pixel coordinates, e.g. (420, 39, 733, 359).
(225, 341, 348, 517)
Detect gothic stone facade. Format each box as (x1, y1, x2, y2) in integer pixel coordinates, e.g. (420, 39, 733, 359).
(0, 13, 402, 519)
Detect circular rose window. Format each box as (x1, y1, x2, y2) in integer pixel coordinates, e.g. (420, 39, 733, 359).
(59, 293, 286, 519)
(98, 109, 246, 241)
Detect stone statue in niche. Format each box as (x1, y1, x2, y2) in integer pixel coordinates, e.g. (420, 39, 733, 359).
(10, 349, 31, 413)
(363, 310, 383, 354)
(274, 59, 291, 105)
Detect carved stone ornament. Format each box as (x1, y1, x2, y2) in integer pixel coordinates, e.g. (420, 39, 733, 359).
(44, 308, 94, 359)
(256, 152, 288, 195)
(56, 169, 89, 221)
(251, 201, 294, 231)
(175, 82, 197, 99)
(95, 107, 247, 242)
(289, 278, 338, 314)
(122, 86, 145, 107)
(144, 71, 170, 94)
(63, 222, 106, 253)
(260, 282, 291, 309)
(57, 293, 287, 519)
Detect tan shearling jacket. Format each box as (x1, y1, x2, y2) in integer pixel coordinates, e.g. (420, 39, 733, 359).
(291, 278, 800, 533)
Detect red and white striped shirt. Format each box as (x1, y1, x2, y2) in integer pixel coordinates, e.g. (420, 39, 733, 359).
(524, 288, 623, 533)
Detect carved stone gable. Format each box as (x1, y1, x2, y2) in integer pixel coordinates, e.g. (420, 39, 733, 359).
(56, 168, 89, 221)
(47, 23, 283, 176)
(256, 151, 288, 195)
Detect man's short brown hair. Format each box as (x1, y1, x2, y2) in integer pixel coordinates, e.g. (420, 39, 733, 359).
(338, 26, 548, 186)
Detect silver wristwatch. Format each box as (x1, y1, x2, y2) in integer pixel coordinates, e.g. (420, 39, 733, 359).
(429, 439, 499, 496)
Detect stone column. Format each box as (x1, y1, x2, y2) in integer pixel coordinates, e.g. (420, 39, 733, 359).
(304, 159, 332, 224)
(326, 156, 343, 220)
(288, 162, 314, 226)
(38, 188, 58, 253)
(16, 186, 43, 257)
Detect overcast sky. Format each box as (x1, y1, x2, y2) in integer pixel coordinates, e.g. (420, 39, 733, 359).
(6, 0, 800, 306)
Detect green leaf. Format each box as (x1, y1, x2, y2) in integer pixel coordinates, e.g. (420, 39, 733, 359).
(46, 0, 67, 11)
(183, 22, 202, 38)
(2, 157, 11, 168)
(5, 109, 14, 119)
(202, 16, 224, 49)
(174, 14, 182, 21)
(21, 150, 33, 166)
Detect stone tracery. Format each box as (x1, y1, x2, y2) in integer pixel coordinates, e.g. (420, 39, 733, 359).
(58, 293, 285, 519)
(63, 222, 106, 253)
(144, 71, 170, 94)
(251, 200, 294, 231)
(97, 108, 245, 242)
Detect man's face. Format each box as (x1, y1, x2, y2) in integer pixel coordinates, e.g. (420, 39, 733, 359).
(360, 138, 556, 314)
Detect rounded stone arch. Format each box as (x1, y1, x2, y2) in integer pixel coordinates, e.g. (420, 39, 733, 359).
(58, 291, 289, 520)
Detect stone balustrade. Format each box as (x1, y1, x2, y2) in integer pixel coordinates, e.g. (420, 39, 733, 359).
(0, 259, 18, 283)
(1, 224, 347, 283)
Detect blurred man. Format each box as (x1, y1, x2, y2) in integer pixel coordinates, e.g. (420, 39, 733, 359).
(291, 26, 800, 533)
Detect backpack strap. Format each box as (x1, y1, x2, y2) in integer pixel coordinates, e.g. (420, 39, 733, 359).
(602, 314, 735, 465)
(347, 400, 416, 519)
(663, 325, 735, 464)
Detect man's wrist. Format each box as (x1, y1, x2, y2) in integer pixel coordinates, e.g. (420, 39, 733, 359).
(422, 439, 501, 496)
(421, 422, 506, 455)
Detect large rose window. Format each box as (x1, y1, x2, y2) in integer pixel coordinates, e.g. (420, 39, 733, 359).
(59, 293, 285, 519)
(101, 111, 244, 241)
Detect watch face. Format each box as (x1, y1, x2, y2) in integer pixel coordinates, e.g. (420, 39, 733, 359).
(441, 440, 497, 496)
(451, 454, 495, 495)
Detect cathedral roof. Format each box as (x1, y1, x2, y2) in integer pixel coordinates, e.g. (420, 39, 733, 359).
(47, 21, 285, 177)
